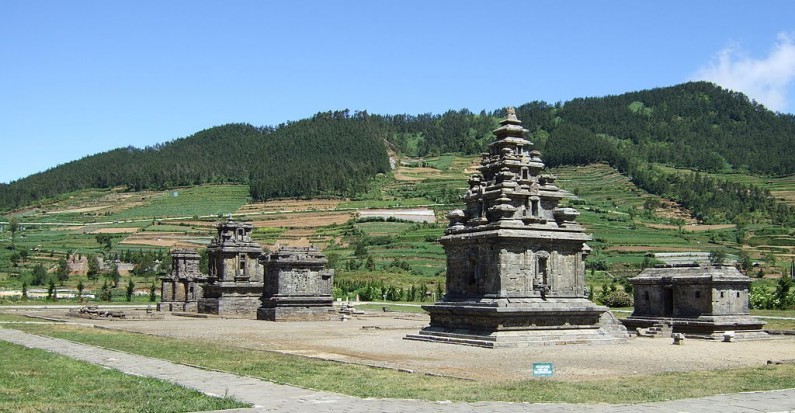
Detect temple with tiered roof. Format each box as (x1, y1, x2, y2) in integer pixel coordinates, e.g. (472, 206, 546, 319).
(406, 108, 628, 347)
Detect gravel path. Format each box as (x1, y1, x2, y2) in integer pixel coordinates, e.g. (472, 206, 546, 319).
(2, 325, 795, 413)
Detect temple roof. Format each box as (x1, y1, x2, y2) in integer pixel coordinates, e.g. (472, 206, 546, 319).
(632, 265, 752, 283)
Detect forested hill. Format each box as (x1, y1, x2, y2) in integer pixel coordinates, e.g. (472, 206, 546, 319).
(0, 111, 392, 210)
(2, 81, 795, 220)
(551, 81, 795, 175)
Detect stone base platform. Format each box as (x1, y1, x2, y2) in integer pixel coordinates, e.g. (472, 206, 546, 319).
(622, 315, 769, 340)
(197, 282, 263, 318)
(257, 295, 335, 321)
(405, 298, 629, 348)
(157, 301, 198, 312)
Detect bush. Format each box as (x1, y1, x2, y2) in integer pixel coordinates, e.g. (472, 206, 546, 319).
(751, 277, 794, 310)
(600, 290, 633, 307)
(750, 284, 776, 309)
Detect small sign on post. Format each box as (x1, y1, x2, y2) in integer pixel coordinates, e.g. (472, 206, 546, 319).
(532, 362, 554, 377)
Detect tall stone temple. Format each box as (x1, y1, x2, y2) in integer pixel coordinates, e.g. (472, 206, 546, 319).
(406, 108, 628, 347)
(197, 220, 265, 317)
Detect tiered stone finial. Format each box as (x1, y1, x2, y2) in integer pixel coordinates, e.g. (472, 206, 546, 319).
(455, 107, 571, 229)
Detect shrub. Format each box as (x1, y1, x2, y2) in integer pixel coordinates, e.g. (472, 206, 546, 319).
(600, 290, 633, 307)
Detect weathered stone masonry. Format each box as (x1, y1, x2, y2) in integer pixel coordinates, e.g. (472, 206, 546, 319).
(405, 108, 628, 348)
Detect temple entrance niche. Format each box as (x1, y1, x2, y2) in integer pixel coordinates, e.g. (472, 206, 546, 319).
(405, 108, 628, 348)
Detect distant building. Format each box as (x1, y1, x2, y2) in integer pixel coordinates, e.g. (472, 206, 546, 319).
(357, 208, 436, 223)
(158, 219, 336, 321)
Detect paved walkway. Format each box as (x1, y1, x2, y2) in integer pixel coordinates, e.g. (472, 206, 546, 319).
(1, 326, 794, 413)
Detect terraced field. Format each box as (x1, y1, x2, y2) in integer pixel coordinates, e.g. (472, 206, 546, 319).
(2, 155, 794, 294)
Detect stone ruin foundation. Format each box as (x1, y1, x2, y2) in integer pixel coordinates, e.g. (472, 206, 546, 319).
(197, 220, 265, 317)
(622, 264, 768, 340)
(405, 108, 628, 348)
(257, 246, 335, 321)
(158, 248, 207, 312)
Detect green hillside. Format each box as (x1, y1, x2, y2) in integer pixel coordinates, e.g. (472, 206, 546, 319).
(2, 154, 794, 306)
(2, 81, 795, 307)
(3, 82, 795, 221)
(0, 112, 391, 211)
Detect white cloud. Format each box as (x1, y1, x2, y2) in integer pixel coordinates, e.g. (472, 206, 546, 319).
(692, 33, 795, 113)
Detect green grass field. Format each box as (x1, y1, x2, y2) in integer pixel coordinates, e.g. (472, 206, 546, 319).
(0, 340, 248, 412)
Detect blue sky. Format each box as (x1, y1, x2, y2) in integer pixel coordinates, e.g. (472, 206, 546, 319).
(2, 1, 795, 184)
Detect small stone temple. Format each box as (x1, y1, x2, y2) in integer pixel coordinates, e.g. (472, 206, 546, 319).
(257, 246, 335, 321)
(158, 248, 207, 312)
(405, 108, 628, 348)
(622, 264, 768, 340)
(197, 220, 265, 317)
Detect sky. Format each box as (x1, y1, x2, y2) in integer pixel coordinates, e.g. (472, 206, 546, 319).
(2, 1, 795, 184)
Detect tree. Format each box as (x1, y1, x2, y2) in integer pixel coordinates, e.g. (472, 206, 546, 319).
(95, 234, 113, 251)
(76, 279, 85, 300)
(87, 255, 100, 280)
(56, 257, 69, 285)
(21, 282, 28, 300)
(31, 263, 47, 285)
(354, 242, 368, 259)
(773, 274, 793, 309)
(108, 263, 121, 288)
(133, 254, 155, 280)
(709, 250, 726, 266)
(737, 251, 753, 274)
(47, 279, 57, 300)
(407, 284, 416, 302)
(8, 216, 19, 249)
(418, 283, 429, 302)
(765, 252, 777, 268)
(9, 252, 20, 267)
(671, 218, 686, 234)
(125, 278, 135, 302)
(100, 280, 113, 301)
(149, 281, 157, 302)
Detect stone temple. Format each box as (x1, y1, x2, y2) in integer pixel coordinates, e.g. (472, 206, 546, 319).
(622, 264, 768, 340)
(257, 246, 335, 321)
(405, 108, 628, 347)
(197, 220, 265, 317)
(158, 248, 207, 312)
(157, 219, 336, 321)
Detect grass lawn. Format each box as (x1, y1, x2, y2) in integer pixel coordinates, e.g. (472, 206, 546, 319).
(5, 322, 795, 404)
(0, 340, 248, 413)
